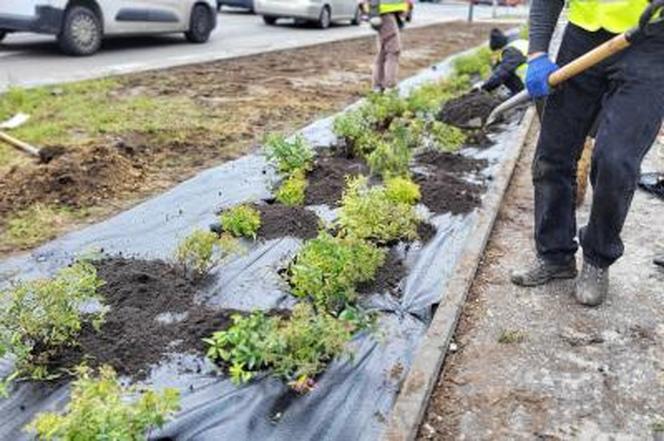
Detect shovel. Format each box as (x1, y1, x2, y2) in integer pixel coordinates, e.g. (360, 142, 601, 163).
(0, 113, 63, 163)
(484, 0, 664, 127)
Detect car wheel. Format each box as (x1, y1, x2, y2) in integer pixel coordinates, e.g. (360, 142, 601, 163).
(263, 15, 277, 25)
(0, 31, 6, 43)
(58, 6, 102, 56)
(351, 6, 361, 26)
(186, 4, 213, 43)
(318, 5, 331, 29)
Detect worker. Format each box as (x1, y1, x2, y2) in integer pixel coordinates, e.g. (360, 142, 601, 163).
(365, 0, 409, 92)
(477, 28, 528, 96)
(510, 0, 664, 306)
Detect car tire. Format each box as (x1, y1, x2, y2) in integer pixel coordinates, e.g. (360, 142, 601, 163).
(317, 5, 331, 29)
(57, 6, 102, 56)
(0, 31, 6, 43)
(351, 6, 361, 25)
(263, 15, 277, 25)
(186, 4, 213, 43)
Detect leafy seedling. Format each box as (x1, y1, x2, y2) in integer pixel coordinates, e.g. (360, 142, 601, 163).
(429, 120, 467, 152)
(276, 170, 307, 206)
(220, 204, 261, 239)
(385, 176, 421, 205)
(264, 133, 314, 176)
(175, 229, 240, 279)
(453, 47, 493, 79)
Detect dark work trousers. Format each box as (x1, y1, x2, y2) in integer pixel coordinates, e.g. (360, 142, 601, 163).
(533, 23, 664, 268)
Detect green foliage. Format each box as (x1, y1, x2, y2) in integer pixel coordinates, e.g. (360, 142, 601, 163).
(385, 177, 421, 205)
(453, 47, 493, 79)
(338, 176, 420, 243)
(429, 121, 467, 152)
(0, 262, 105, 395)
(362, 90, 407, 128)
(366, 137, 412, 179)
(220, 205, 262, 239)
(333, 110, 369, 146)
(264, 134, 314, 176)
(175, 229, 239, 278)
(205, 304, 355, 391)
(288, 231, 385, 313)
(27, 365, 180, 440)
(519, 24, 529, 39)
(276, 170, 307, 206)
(405, 75, 471, 115)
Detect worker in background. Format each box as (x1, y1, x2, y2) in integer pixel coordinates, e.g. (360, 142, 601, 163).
(477, 28, 528, 96)
(364, 0, 409, 92)
(511, 0, 664, 306)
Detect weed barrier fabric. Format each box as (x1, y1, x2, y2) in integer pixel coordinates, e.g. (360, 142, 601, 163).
(0, 48, 528, 440)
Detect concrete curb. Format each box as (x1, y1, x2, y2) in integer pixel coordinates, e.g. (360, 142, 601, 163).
(382, 106, 538, 441)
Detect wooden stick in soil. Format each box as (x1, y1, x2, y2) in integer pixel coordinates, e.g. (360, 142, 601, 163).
(0, 130, 42, 159)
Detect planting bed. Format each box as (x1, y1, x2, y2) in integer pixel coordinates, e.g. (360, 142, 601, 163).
(0, 44, 530, 441)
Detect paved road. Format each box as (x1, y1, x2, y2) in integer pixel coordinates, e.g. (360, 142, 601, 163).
(0, 3, 525, 90)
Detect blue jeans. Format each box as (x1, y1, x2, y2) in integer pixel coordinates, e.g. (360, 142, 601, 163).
(533, 24, 664, 268)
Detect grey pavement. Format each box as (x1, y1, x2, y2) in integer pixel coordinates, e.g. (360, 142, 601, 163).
(0, 2, 526, 90)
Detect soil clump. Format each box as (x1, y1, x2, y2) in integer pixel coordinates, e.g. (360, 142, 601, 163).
(438, 90, 502, 128)
(305, 152, 369, 206)
(358, 248, 407, 297)
(255, 203, 320, 240)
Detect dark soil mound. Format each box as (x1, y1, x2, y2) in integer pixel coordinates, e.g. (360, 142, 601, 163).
(358, 249, 406, 297)
(255, 203, 320, 240)
(47, 258, 237, 379)
(414, 172, 484, 215)
(417, 222, 437, 244)
(305, 153, 369, 207)
(438, 91, 502, 128)
(416, 150, 487, 175)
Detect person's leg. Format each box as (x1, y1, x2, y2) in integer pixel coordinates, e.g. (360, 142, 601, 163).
(382, 14, 401, 89)
(372, 28, 387, 90)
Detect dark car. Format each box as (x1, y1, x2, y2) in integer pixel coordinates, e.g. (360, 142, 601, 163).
(218, 0, 255, 12)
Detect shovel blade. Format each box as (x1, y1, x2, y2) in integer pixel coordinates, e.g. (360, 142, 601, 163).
(0, 113, 30, 130)
(485, 90, 531, 128)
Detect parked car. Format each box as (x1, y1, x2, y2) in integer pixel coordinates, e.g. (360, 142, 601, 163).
(0, 0, 217, 55)
(255, 0, 362, 29)
(217, 0, 254, 12)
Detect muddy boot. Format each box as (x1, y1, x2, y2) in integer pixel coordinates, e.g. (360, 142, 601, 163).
(575, 260, 609, 307)
(510, 258, 577, 287)
(654, 254, 664, 267)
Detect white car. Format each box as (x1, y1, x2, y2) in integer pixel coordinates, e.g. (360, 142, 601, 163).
(0, 0, 217, 56)
(255, 0, 361, 29)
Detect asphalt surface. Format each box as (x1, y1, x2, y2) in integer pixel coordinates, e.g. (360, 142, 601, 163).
(0, 3, 525, 90)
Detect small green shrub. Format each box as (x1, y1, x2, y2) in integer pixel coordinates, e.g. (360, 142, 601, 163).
(366, 138, 412, 179)
(385, 177, 421, 205)
(405, 76, 470, 115)
(220, 205, 261, 239)
(333, 110, 368, 146)
(363, 90, 407, 128)
(289, 231, 385, 313)
(205, 303, 355, 392)
(276, 170, 307, 206)
(175, 229, 239, 278)
(429, 121, 467, 152)
(338, 176, 420, 243)
(453, 47, 493, 78)
(0, 262, 105, 395)
(264, 134, 314, 175)
(27, 365, 180, 440)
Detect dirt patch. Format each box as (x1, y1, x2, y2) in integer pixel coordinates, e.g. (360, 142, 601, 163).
(417, 221, 437, 244)
(438, 91, 502, 128)
(358, 248, 406, 297)
(305, 152, 369, 207)
(255, 203, 320, 240)
(46, 258, 238, 379)
(414, 150, 487, 215)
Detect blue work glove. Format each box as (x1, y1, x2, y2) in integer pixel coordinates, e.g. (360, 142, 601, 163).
(525, 54, 559, 98)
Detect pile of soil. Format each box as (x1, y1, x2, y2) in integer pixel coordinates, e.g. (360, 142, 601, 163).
(47, 258, 238, 379)
(358, 248, 407, 297)
(438, 91, 502, 128)
(305, 153, 369, 207)
(413, 150, 488, 215)
(417, 222, 437, 244)
(255, 203, 320, 240)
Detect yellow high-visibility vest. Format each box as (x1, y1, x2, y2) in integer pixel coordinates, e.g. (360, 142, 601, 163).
(500, 39, 529, 81)
(568, 0, 650, 33)
(380, 0, 408, 14)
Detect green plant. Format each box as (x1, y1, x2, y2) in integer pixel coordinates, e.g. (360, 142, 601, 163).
(362, 90, 407, 129)
(175, 229, 239, 278)
(276, 170, 307, 206)
(205, 304, 355, 392)
(289, 231, 385, 313)
(385, 176, 421, 205)
(453, 47, 493, 78)
(366, 138, 412, 179)
(264, 133, 314, 175)
(220, 204, 261, 239)
(0, 262, 105, 395)
(333, 110, 368, 146)
(27, 365, 180, 440)
(429, 120, 467, 152)
(405, 76, 470, 115)
(338, 176, 420, 243)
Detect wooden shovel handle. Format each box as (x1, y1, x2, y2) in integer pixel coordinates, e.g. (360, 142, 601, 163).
(0, 130, 41, 158)
(548, 33, 631, 87)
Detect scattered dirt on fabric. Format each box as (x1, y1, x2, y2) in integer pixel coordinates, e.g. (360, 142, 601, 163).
(438, 90, 502, 128)
(417, 221, 437, 244)
(254, 203, 320, 240)
(305, 152, 369, 207)
(416, 150, 488, 175)
(358, 248, 406, 297)
(46, 258, 238, 379)
(415, 172, 484, 215)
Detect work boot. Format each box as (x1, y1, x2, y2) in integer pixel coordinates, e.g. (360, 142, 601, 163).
(654, 254, 664, 267)
(510, 257, 577, 287)
(575, 260, 609, 307)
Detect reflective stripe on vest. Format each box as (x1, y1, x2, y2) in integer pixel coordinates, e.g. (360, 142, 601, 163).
(500, 39, 528, 81)
(568, 0, 649, 33)
(380, 0, 408, 14)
